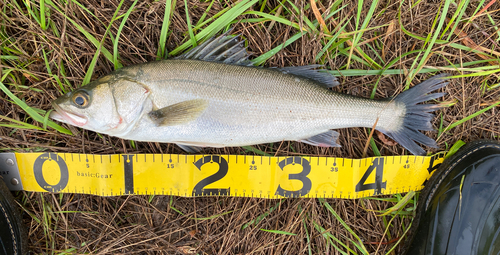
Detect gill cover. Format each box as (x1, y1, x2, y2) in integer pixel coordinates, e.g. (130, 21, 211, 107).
(109, 77, 151, 127)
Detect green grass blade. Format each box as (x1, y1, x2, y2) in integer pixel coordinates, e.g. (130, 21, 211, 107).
(311, 221, 352, 254)
(320, 198, 369, 254)
(315, 22, 350, 61)
(370, 136, 380, 156)
(42, 109, 54, 130)
(0, 115, 45, 131)
(369, 50, 425, 98)
(260, 229, 296, 235)
(442, 100, 500, 133)
(486, 13, 500, 40)
(284, 0, 318, 33)
(192, 5, 230, 31)
(450, 68, 500, 77)
(195, 0, 216, 27)
(45, 0, 118, 67)
(444, 0, 471, 41)
(169, 0, 259, 56)
(40, 0, 47, 30)
(157, 0, 176, 59)
(378, 191, 415, 216)
(114, 0, 138, 69)
(184, 0, 197, 48)
(0, 81, 72, 134)
(444, 140, 466, 159)
(410, 0, 452, 80)
(190, 210, 233, 220)
(302, 217, 312, 255)
(69, 0, 101, 21)
(385, 220, 413, 253)
(347, 0, 380, 69)
(22, 1, 40, 25)
(41, 48, 65, 94)
(82, 0, 125, 86)
(252, 31, 303, 65)
(398, 11, 447, 44)
(241, 200, 282, 229)
(243, 11, 301, 30)
(242, 146, 272, 156)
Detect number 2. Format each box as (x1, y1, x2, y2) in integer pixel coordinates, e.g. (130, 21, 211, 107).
(192, 156, 230, 196)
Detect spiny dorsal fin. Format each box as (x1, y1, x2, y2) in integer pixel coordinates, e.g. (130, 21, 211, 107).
(278, 65, 339, 88)
(176, 34, 253, 66)
(148, 99, 208, 126)
(176, 32, 339, 87)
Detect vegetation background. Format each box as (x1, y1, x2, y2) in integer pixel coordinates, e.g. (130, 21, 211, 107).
(1, 0, 499, 253)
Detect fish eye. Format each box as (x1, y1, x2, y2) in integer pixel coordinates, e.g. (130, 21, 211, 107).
(71, 91, 90, 108)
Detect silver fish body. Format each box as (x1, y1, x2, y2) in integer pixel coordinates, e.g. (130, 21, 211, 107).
(51, 35, 448, 155)
(119, 60, 401, 144)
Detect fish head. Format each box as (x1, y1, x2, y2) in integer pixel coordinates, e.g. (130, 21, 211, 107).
(50, 74, 151, 135)
(50, 75, 121, 133)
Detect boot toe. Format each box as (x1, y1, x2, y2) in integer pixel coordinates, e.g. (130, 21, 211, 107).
(403, 140, 500, 255)
(0, 177, 28, 255)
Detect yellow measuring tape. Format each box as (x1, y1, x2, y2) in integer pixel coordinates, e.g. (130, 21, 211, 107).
(1, 152, 444, 199)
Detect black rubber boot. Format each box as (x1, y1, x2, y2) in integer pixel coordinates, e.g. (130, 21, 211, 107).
(0, 176, 28, 255)
(402, 140, 500, 254)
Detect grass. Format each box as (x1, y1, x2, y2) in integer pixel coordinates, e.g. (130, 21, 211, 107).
(157, 0, 175, 60)
(1, 0, 500, 253)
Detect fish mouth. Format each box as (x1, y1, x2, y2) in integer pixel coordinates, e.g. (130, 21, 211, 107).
(50, 102, 88, 127)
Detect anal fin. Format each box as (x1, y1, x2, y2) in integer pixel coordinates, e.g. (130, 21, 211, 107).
(299, 130, 340, 147)
(149, 99, 208, 126)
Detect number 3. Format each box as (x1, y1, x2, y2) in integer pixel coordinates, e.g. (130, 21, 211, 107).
(275, 157, 312, 197)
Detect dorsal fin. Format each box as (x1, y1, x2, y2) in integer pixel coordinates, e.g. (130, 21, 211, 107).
(277, 65, 339, 88)
(176, 32, 339, 88)
(176, 34, 254, 66)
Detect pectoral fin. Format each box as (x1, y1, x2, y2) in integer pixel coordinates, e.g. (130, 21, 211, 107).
(149, 99, 208, 126)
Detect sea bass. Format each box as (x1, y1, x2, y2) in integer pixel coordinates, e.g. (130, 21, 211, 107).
(50, 35, 448, 155)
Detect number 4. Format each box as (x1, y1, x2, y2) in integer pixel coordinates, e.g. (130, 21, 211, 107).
(355, 158, 386, 195)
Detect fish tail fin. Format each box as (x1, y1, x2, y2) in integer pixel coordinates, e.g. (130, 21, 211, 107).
(381, 74, 449, 155)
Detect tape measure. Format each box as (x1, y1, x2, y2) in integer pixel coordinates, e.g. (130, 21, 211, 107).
(0, 152, 443, 199)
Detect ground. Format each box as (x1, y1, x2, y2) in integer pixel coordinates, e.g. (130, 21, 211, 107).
(1, 0, 500, 254)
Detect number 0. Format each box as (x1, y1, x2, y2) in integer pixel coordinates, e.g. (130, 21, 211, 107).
(33, 153, 69, 192)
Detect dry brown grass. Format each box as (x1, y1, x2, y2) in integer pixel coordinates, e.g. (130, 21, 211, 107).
(2, 0, 500, 253)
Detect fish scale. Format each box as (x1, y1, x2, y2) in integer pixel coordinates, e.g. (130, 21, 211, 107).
(127, 61, 390, 136)
(50, 34, 449, 155)
(136, 60, 395, 126)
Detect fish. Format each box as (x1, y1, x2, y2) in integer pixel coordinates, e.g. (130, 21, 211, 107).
(50, 34, 448, 155)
